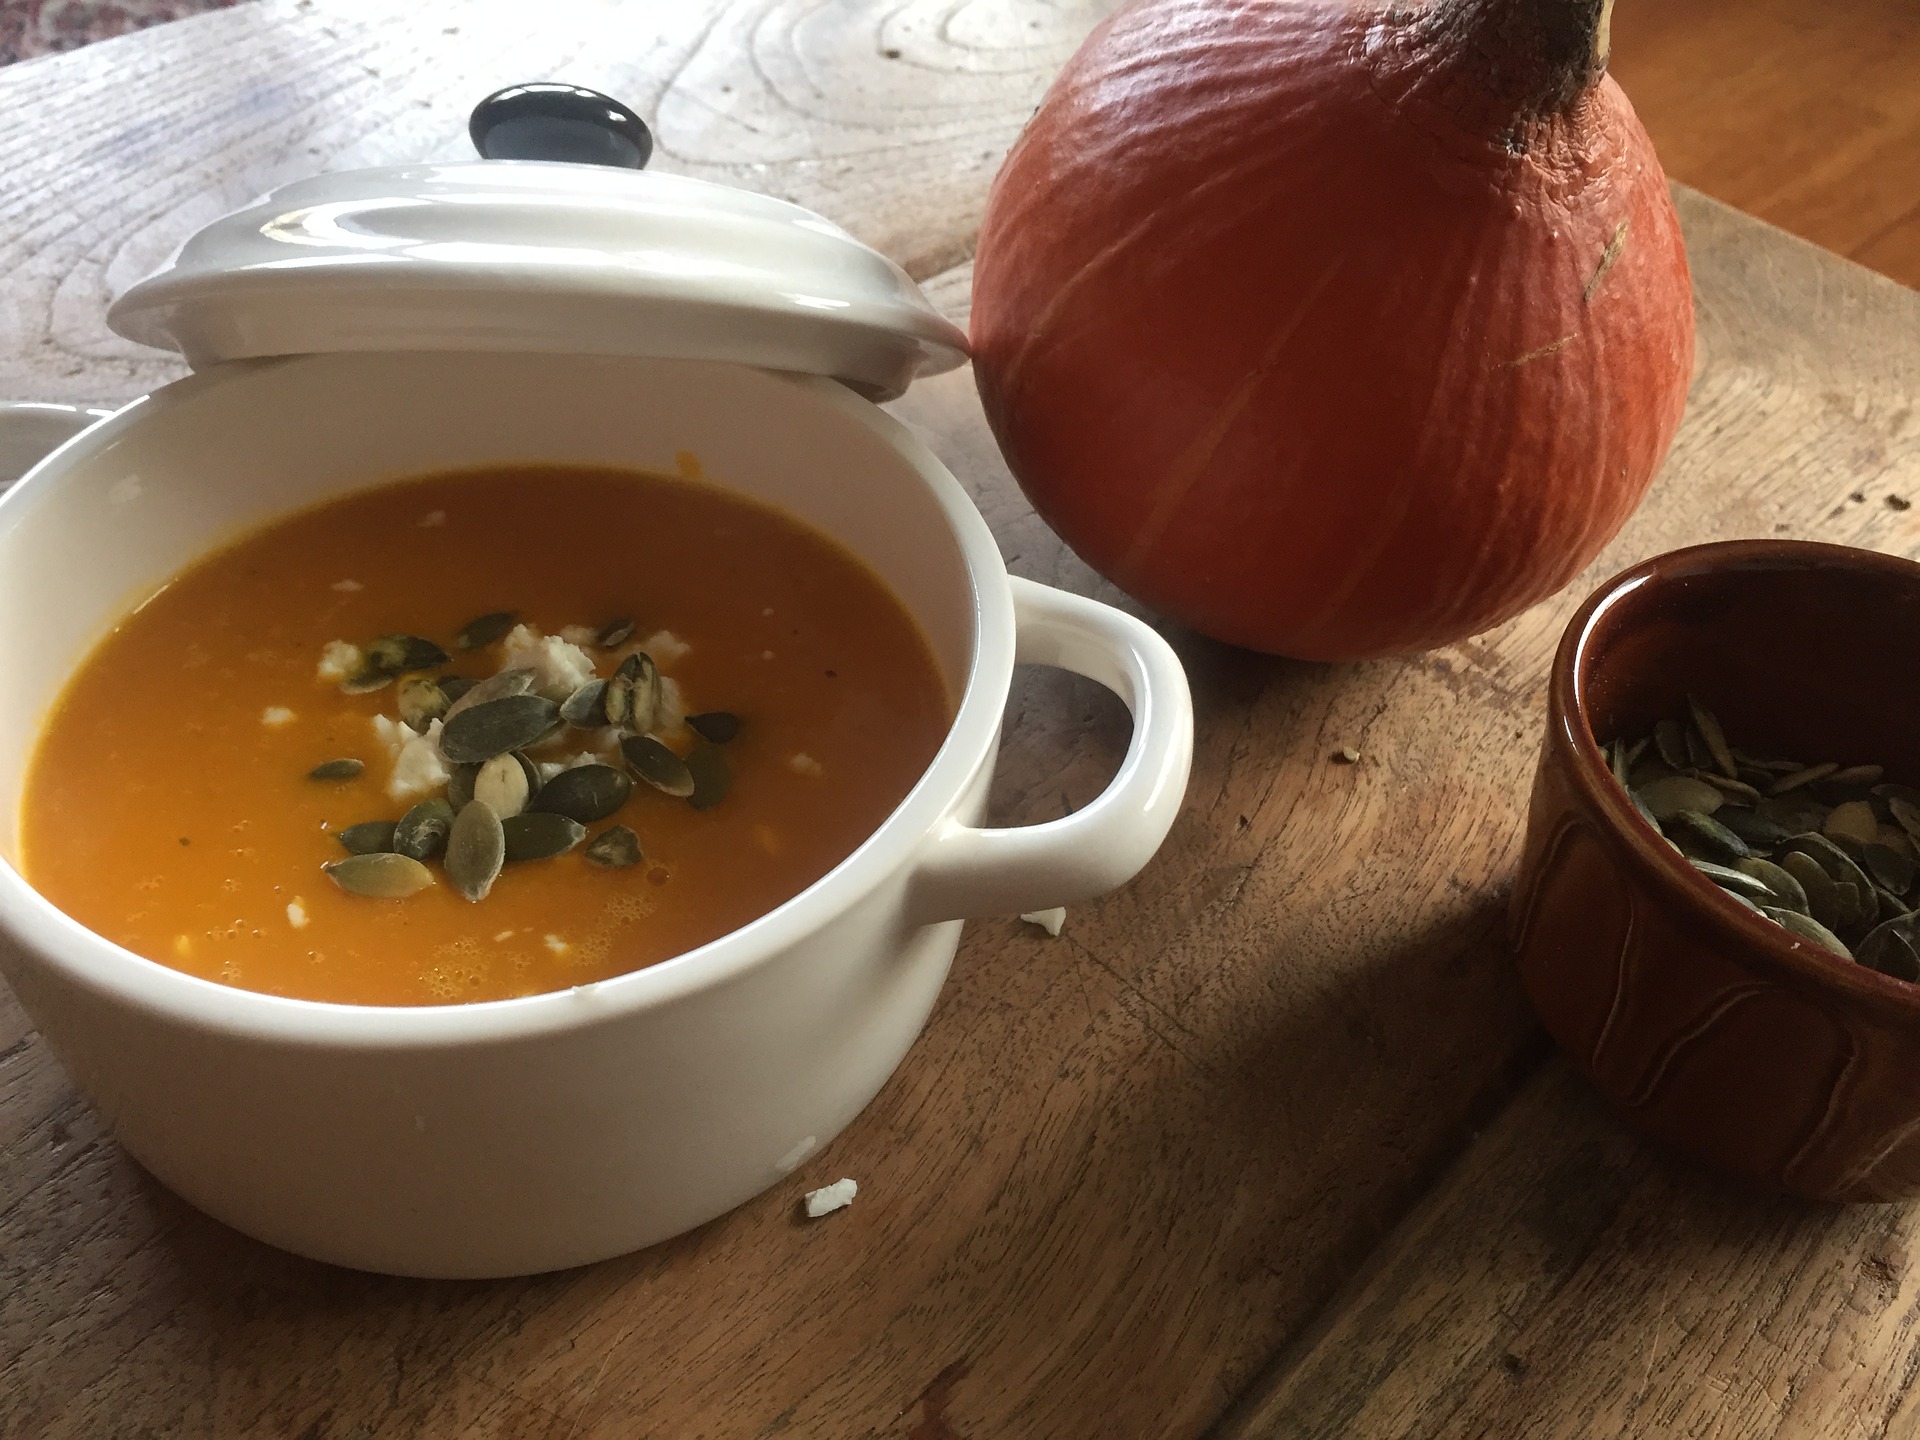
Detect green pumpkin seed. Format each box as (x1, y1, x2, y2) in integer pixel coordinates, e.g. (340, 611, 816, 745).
(1697, 773, 1763, 806)
(446, 799, 506, 902)
(438, 675, 478, 705)
(1857, 918, 1920, 979)
(501, 811, 586, 862)
(393, 798, 455, 862)
(323, 851, 436, 898)
(1719, 807, 1797, 848)
(534, 764, 633, 823)
(308, 758, 364, 781)
(1687, 697, 1738, 779)
(1734, 857, 1811, 914)
(1772, 762, 1839, 795)
(597, 617, 635, 649)
(441, 667, 536, 726)
(686, 742, 732, 811)
(1665, 809, 1751, 862)
(1636, 776, 1725, 820)
(1781, 851, 1844, 931)
(686, 711, 741, 745)
(605, 651, 662, 734)
(1733, 749, 1806, 774)
(1887, 796, 1920, 847)
(1861, 842, 1917, 897)
(339, 670, 395, 695)
(473, 751, 534, 818)
(584, 824, 642, 868)
(336, 820, 398, 855)
(1761, 906, 1852, 960)
(366, 634, 451, 674)
(1830, 764, 1886, 787)
(446, 762, 479, 811)
(1784, 832, 1876, 899)
(397, 676, 451, 732)
(439, 694, 561, 764)
(1875, 885, 1913, 925)
(560, 678, 610, 728)
(1689, 858, 1776, 900)
(1653, 718, 1690, 770)
(622, 734, 695, 797)
(456, 611, 518, 651)
(1824, 800, 1880, 848)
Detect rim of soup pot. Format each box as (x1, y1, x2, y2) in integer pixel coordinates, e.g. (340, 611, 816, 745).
(0, 371, 1016, 1049)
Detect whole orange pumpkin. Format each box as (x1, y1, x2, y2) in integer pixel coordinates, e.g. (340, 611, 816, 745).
(971, 0, 1694, 660)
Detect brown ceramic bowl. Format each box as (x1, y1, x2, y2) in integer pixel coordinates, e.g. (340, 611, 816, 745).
(1512, 539, 1920, 1202)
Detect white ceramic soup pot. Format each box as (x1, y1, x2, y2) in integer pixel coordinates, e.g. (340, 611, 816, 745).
(0, 350, 1192, 1277)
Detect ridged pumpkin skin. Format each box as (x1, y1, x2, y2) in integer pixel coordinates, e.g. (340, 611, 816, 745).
(971, 0, 1694, 661)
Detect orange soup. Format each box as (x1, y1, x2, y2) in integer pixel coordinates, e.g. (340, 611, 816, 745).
(21, 466, 951, 1006)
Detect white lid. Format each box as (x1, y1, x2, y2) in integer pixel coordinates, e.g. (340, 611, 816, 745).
(107, 161, 968, 401)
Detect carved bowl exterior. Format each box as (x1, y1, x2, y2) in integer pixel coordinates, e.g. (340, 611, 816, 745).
(1512, 540, 1920, 1201)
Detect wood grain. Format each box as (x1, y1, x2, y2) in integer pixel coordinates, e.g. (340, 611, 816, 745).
(1, 4, 1919, 1438)
(1610, 0, 1920, 291)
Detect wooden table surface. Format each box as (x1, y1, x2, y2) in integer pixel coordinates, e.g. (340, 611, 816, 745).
(3, 4, 1919, 1437)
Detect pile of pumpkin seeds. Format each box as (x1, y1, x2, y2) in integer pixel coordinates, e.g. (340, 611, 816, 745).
(1604, 697, 1920, 980)
(310, 613, 740, 904)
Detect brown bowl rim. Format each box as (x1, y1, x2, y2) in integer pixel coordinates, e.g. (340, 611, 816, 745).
(1552, 537, 1920, 1026)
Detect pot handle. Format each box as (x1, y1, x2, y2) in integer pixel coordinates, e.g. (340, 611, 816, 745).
(909, 576, 1194, 924)
(0, 402, 114, 490)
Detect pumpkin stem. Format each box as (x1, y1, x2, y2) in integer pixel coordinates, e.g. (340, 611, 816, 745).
(1439, 0, 1616, 120)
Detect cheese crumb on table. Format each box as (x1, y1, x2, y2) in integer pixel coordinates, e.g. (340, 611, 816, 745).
(803, 1178, 857, 1218)
(1020, 907, 1066, 938)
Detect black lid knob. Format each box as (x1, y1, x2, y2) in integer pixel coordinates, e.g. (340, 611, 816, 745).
(469, 84, 653, 169)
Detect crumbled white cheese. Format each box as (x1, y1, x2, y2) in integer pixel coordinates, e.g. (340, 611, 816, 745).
(330, 579, 364, 594)
(370, 713, 408, 760)
(559, 625, 599, 648)
(788, 753, 824, 778)
(317, 640, 362, 684)
(544, 934, 570, 956)
(387, 718, 450, 801)
(536, 752, 609, 783)
(500, 624, 598, 701)
(640, 629, 691, 664)
(658, 676, 687, 733)
(418, 509, 446, 528)
(261, 706, 296, 727)
(287, 899, 309, 930)
(803, 1178, 857, 1218)
(1021, 907, 1066, 938)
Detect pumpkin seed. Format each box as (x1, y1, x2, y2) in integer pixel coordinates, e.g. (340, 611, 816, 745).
(1865, 843, 1920, 896)
(1830, 764, 1886, 787)
(560, 678, 610, 728)
(446, 762, 479, 812)
(1762, 906, 1853, 960)
(1857, 918, 1920, 980)
(534, 764, 633, 823)
(339, 669, 395, 695)
(605, 651, 662, 734)
(501, 811, 586, 862)
(308, 758, 364, 781)
(1653, 718, 1690, 770)
(584, 824, 643, 868)
(1689, 858, 1776, 900)
(686, 742, 732, 811)
(473, 751, 534, 818)
(1734, 857, 1811, 914)
(1665, 809, 1751, 862)
(1824, 799, 1880, 848)
(1781, 851, 1845, 932)
(366, 634, 450, 674)
(1771, 762, 1839, 795)
(1697, 772, 1763, 806)
(1888, 796, 1920, 847)
(393, 797, 455, 862)
(1784, 832, 1875, 896)
(439, 694, 561, 764)
(596, 617, 635, 649)
(1608, 739, 1633, 789)
(456, 611, 518, 650)
(337, 820, 398, 855)
(1687, 696, 1738, 779)
(686, 711, 741, 745)
(1733, 749, 1806, 774)
(622, 734, 695, 797)
(438, 675, 478, 705)
(1719, 807, 1797, 849)
(397, 676, 450, 732)
(1635, 775, 1725, 820)
(441, 667, 536, 726)
(323, 851, 436, 898)
(1876, 886, 1913, 925)
(446, 799, 506, 902)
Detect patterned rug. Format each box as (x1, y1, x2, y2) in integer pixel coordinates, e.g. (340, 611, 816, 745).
(0, 0, 245, 64)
